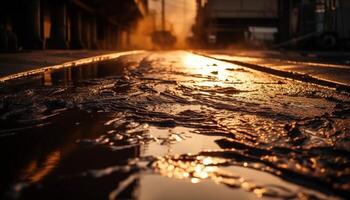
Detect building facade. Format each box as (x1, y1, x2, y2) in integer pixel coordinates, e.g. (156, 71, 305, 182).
(193, 0, 278, 47)
(0, 0, 148, 52)
(193, 0, 350, 48)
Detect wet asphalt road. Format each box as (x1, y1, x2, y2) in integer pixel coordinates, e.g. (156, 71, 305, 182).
(0, 51, 349, 200)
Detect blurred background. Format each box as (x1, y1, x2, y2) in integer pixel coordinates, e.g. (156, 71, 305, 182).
(0, 0, 349, 51)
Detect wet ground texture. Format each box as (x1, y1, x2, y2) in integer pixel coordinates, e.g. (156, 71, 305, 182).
(1, 51, 350, 200)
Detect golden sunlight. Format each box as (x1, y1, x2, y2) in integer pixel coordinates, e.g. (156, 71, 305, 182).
(182, 54, 231, 82)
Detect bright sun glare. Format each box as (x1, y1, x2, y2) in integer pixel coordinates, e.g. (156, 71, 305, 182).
(183, 54, 231, 82)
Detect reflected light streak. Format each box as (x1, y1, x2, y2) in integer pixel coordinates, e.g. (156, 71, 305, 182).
(210, 54, 262, 63)
(43, 70, 52, 86)
(21, 151, 61, 183)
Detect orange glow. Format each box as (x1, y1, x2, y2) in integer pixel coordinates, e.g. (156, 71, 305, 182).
(149, 0, 196, 48)
(43, 70, 52, 86)
(21, 151, 61, 183)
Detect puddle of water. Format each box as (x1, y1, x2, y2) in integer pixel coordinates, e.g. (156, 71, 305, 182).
(138, 175, 255, 200)
(144, 126, 222, 157)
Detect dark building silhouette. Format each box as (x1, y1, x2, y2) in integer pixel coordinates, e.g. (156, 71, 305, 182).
(0, 0, 148, 51)
(193, 0, 278, 47)
(193, 0, 350, 49)
(278, 0, 350, 49)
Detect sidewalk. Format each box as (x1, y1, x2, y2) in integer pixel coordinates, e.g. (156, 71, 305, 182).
(0, 50, 118, 78)
(200, 49, 350, 86)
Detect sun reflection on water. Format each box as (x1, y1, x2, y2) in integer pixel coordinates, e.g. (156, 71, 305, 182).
(151, 155, 318, 199)
(182, 54, 231, 82)
(152, 156, 226, 182)
(21, 151, 61, 183)
(151, 155, 278, 198)
(180, 53, 261, 92)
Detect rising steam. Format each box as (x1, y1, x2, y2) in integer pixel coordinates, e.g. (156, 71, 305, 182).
(129, 0, 196, 49)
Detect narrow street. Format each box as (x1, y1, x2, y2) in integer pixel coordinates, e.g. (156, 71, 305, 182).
(1, 51, 349, 199)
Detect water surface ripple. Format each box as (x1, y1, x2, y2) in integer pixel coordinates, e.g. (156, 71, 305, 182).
(0, 51, 349, 199)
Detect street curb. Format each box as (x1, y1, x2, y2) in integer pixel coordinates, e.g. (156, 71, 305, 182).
(0, 50, 146, 83)
(194, 51, 350, 93)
